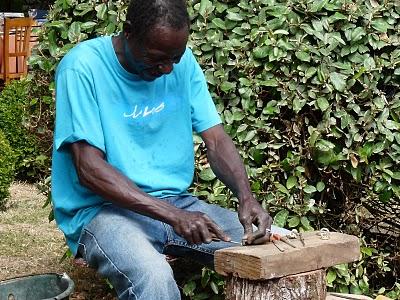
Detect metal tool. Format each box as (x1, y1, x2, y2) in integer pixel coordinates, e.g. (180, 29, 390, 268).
(212, 238, 242, 245)
(280, 236, 297, 248)
(298, 232, 305, 246)
(271, 240, 285, 252)
(318, 228, 330, 240)
(289, 229, 298, 239)
(288, 229, 305, 247)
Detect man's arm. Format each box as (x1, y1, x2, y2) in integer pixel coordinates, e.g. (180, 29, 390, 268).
(200, 124, 272, 244)
(70, 141, 230, 244)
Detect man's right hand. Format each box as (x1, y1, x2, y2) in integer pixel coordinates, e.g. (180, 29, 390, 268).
(171, 210, 231, 244)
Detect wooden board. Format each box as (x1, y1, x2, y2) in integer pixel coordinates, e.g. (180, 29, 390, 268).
(215, 231, 359, 280)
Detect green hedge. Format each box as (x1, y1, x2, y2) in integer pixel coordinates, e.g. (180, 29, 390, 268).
(29, 0, 400, 298)
(0, 79, 50, 181)
(0, 130, 16, 209)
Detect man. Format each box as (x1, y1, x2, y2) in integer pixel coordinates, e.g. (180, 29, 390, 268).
(52, 0, 288, 299)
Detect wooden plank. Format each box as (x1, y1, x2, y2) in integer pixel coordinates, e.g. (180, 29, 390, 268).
(214, 232, 360, 280)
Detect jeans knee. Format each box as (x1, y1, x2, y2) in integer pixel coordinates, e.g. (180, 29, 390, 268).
(121, 258, 180, 300)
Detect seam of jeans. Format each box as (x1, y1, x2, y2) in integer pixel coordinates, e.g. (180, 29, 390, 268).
(162, 219, 214, 255)
(83, 229, 138, 300)
(161, 222, 172, 253)
(165, 240, 215, 255)
(77, 241, 87, 261)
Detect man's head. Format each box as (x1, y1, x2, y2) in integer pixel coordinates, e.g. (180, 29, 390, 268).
(122, 0, 190, 81)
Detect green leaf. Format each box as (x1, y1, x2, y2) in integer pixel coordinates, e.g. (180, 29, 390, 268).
(286, 176, 298, 189)
(275, 183, 289, 195)
(295, 51, 311, 62)
(288, 216, 300, 228)
(350, 284, 363, 295)
(259, 79, 278, 87)
(351, 167, 362, 182)
(212, 18, 226, 30)
(317, 97, 330, 111)
(372, 142, 385, 154)
(385, 120, 400, 130)
(327, 269, 337, 284)
(309, 0, 328, 12)
(68, 22, 81, 42)
(244, 130, 257, 142)
(316, 139, 336, 151)
(392, 172, 400, 180)
(210, 281, 219, 294)
(305, 67, 317, 78)
(293, 98, 306, 113)
(330, 72, 348, 92)
(226, 12, 243, 21)
(303, 185, 317, 194)
(183, 281, 196, 296)
(309, 130, 320, 147)
(220, 81, 236, 92)
(351, 27, 366, 42)
(379, 189, 392, 203)
(95, 3, 107, 20)
(199, 0, 213, 17)
(329, 12, 347, 22)
(371, 19, 391, 33)
(81, 21, 97, 30)
(361, 247, 374, 256)
(300, 216, 311, 228)
(253, 47, 269, 59)
(316, 181, 326, 192)
(46, 20, 68, 29)
(273, 209, 289, 227)
(273, 29, 289, 35)
(199, 168, 216, 181)
(334, 264, 348, 272)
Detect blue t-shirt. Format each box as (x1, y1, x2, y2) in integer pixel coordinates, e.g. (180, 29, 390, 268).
(52, 36, 221, 255)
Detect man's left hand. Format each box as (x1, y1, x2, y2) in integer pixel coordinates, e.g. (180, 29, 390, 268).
(238, 197, 273, 245)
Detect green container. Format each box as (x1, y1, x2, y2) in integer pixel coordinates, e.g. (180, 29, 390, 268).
(0, 273, 74, 300)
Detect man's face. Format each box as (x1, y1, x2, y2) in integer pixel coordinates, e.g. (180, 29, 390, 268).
(125, 25, 189, 81)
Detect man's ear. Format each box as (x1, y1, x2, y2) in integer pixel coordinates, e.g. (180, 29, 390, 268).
(123, 21, 132, 39)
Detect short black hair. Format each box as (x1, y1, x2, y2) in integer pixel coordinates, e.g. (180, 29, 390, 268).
(125, 0, 190, 42)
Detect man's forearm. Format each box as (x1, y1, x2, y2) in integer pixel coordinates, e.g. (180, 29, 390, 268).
(71, 142, 180, 225)
(205, 130, 253, 202)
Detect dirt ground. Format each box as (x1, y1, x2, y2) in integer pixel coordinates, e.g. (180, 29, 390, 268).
(0, 182, 116, 299)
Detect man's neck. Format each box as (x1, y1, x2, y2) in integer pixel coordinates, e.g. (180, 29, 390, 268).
(112, 34, 137, 74)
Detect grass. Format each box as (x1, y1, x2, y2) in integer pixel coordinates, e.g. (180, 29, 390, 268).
(0, 182, 116, 299)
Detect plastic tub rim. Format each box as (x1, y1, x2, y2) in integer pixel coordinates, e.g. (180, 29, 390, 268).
(0, 272, 75, 300)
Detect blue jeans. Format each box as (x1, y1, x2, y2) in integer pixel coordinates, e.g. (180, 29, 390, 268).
(77, 195, 289, 300)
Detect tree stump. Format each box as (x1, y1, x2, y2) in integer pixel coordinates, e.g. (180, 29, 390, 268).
(215, 231, 360, 300)
(225, 269, 326, 300)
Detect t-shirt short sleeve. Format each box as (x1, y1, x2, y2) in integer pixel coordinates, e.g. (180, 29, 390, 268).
(54, 68, 105, 152)
(188, 51, 221, 133)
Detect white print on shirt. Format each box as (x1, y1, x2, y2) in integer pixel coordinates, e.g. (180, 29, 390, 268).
(123, 102, 165, 119)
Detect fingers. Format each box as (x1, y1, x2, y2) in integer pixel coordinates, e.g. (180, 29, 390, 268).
(241, 218, 254, 245)
(190, 229, 203, 245)
(249, 217, 271, 243)
(270, 233, 281, 241)
(189, 214, 212, 244)
(178, 212, 230, 244)
(241, 211, 273, 245)
(251, 235, 270, 245)
(207, 217, 231, 242)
